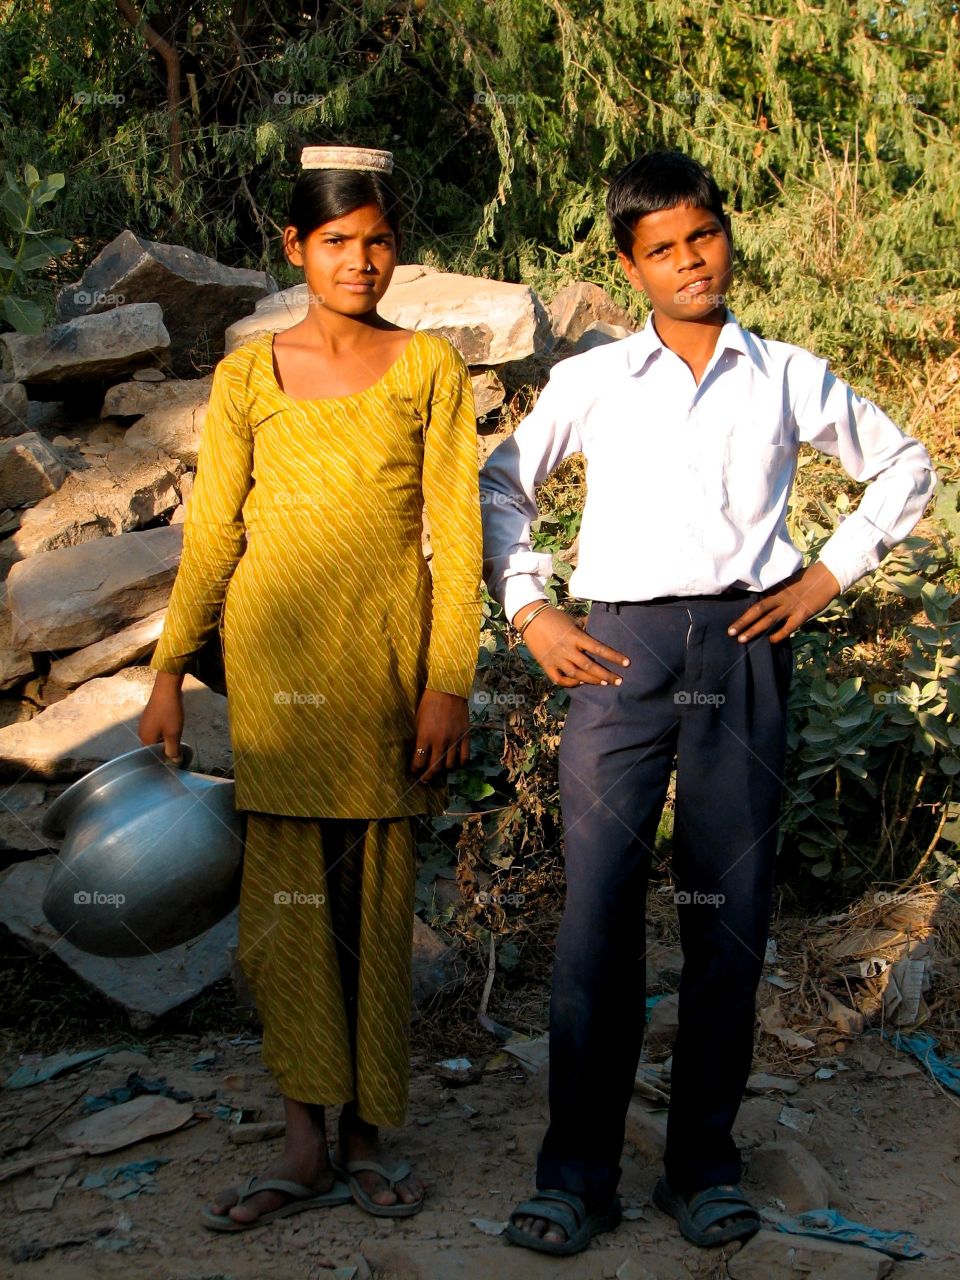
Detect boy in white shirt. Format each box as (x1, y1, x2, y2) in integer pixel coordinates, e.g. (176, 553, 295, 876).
(480, 150, 936, 1257)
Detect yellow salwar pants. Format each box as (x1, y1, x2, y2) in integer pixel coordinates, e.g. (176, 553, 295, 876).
(237, 812, 415, 1128)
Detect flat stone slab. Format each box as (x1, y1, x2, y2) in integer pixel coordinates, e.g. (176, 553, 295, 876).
(6, 524, 182, 651)
(225, 265, 550, 366)
(0, 432, 67, 507)
(48, 609, 167, 689)
(727, 1228, 895, 1280)
(124, 383, 211, 467)
(56, 231, 275, 375)
(0, 667, 232, 781)
(0, 303, 169, 390)
(0, 855, 237, 1028)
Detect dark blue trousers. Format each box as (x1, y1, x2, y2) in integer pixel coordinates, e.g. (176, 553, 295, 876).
(536, 592, 793, 1205)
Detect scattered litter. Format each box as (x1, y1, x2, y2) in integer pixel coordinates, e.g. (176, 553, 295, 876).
(826, 927, 905, 960)
(222, 1071, 246, 1090)
(227, 1120, 285, 1145)
(883, 1030, 960, 1095)
(433, 1058, 483, 1086)
(191, 1051, 219, 1071)
(59, 1095, 195, 1155)
(820, 990, 865, 1036)
(766, 1207, 926, 1259)
(4, 1048, 110, 1090)
(761, 1004, 815, 1051)
(501, 1036, 550, 1073)
(778, 1106, 814, 1134)
(81, 1156, 170, 1200)
(746, 1072, 800, 1095)
(814, 1067, 835, 1080)
(458, 1101, 479, 1118)
(882, 942, 930, 1026)
(82, 1074, 194, 1113)
(858, 957, 889, 978)
(470, 1217, 508, 1237)
(764, 975, 799, 991)
(14, 1174, 67, 1212)
(226, 1036, 261, 1047)
(622, 1204, 647, 1221)
(213, 1103, 260, 1124)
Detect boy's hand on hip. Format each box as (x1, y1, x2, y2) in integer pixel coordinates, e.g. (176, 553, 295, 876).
(513, 603, 630, 688)
(727, 562, 841, 644)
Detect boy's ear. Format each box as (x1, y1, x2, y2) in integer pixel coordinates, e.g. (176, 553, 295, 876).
(617, 248, 645, 294)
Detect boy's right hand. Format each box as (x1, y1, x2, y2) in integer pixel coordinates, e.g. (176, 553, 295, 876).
(512, 602, 630, 688)
(137, 671, 185, 761)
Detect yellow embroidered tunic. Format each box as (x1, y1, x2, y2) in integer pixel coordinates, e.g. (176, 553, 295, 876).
(151, 329, 484, 820)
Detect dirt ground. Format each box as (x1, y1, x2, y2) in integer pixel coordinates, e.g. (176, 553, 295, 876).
(2, 1016, 959, 1280)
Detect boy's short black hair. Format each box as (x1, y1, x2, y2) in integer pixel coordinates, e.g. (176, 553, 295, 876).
(606, 150, 726, 256)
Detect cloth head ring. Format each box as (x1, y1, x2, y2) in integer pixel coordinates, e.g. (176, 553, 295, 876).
(300, 146, 394, 174)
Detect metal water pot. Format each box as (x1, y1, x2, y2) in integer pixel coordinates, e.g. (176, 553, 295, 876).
(41, 742, 245, 958)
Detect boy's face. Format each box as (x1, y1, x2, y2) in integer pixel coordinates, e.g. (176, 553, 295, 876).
(617, 203, 733, 325)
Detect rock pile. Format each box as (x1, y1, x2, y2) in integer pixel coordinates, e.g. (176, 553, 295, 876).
(0, 229, 637, 1021)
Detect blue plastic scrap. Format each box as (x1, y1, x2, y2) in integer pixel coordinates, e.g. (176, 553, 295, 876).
(882, 1030, 960, 1096)
(770, 1209, 926, 1260)
(81, 1156, 170, 1200)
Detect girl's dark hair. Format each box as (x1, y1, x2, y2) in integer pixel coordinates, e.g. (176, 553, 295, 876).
(287, 166, 403, 242)
(606, 150, 726, 256)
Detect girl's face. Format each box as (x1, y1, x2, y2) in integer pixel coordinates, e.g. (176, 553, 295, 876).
(282, 203, 399, 317)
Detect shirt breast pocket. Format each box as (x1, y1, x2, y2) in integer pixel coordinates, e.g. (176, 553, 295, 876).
(721, 433, 794, 526)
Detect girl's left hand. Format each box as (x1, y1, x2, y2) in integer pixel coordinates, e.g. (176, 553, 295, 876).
(409, 689, 470, 781)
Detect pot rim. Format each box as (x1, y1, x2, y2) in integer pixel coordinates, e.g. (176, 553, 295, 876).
(41, 741, 196, 838)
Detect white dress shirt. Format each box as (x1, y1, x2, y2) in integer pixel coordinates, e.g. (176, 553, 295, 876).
(479, 310, 937, 622)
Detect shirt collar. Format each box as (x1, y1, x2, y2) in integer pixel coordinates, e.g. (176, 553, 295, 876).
(622, 308, 769, 378)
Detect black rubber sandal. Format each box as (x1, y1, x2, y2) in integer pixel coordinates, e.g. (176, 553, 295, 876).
(652, 1178, 760, 1247)
(505, 1188, 622, 1256)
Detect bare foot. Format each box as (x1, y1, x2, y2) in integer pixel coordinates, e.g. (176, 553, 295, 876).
(512, 1212, 566, 1245)
(336, 1106, 423, 1209)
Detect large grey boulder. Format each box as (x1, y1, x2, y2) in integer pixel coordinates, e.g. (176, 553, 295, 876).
(6, 524, 182, 651)
(0, 432, 66, 507)
(225, 265, 551, 366)
(2, 447, 183, 562)
(547, 281, 638, 346)
(102, 373, 211, 419)
(56, 231, 275, 375)
(0, 666, 232, 781)
(0, 584, 34, 691)
(48, 609, 167, 689)
(123, 381, 211, 466)
(0, 381, 30, 436)
(0, 857, 237, 1027)
(0, 304, 169, 393)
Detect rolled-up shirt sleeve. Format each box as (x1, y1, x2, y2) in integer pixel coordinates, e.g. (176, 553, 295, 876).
(479, 366, 584, 624)
(792, 356, 938, 593)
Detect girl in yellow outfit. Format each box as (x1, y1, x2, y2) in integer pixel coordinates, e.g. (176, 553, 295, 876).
(138, 144, 483, 1231)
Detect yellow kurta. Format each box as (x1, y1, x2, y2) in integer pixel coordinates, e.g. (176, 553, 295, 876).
(151, 328, 484, 819)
